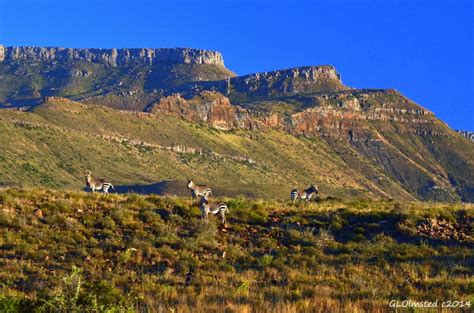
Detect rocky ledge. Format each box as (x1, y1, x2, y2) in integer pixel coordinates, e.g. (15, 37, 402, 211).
(0, 45, 225, 67)
(456, 130, 474, 142)
(147, 90, 442, 141)
(177, 65, 349, 99)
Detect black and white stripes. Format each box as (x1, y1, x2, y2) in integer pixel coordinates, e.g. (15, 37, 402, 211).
(187, 179, 212, 199)
(290, 184, 319, 203)
(86, 171, 114, 195)
(187, 179, 228, 224)
(199, 196, 229, 225)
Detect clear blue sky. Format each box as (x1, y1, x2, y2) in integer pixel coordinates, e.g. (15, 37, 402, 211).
(1, 0, 472, 130)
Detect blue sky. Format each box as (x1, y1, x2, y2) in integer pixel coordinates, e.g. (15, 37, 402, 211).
(1, 0, 472, 130)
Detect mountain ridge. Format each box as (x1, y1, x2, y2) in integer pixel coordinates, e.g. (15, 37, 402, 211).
(0, 45, 226, 67)
(0, 45, 472, 201)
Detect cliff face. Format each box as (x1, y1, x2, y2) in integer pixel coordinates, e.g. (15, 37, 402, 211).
(227, 65, 347, 95)
(0, 45, 235, 110)
(178, 65, 349, 101)
(0, 45, 225, 67)
(147, 91, 258, 130)
(456, 130, 474, 142)
(149, 89, 438, 140)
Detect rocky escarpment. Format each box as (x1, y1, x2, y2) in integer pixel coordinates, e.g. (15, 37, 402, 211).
(178, 65, 349, 101)
(147, 91, 260, 130)
(456, 130, 474, 142)
(0, 45, 225, 67)
(149, 89, 441, 141)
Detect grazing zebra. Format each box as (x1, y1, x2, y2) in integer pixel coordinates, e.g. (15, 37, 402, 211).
(290, 184, 319, 203)
(85, 171, 114, 194)
(199, 196, 229, 225)
(187, 179, 212, 199)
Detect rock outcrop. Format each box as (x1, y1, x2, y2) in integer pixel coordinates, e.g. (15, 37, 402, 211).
(456, 130, 474, 142)
(178, 65, 349, 100)
(149, 89, 442, 141)
(0, 45, 225, 67)
(416, 217, 472, 242)
(147, 91, 259, 130)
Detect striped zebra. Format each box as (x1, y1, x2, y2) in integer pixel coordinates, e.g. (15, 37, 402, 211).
(85, 171, 114, 194)
(290, 184, 319, 203)
(199, 196, 229, 225)
(187, 179, 212, 199)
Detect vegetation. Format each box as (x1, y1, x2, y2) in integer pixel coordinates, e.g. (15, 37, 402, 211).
(4, 97, 470, 201)
(0, 188, 472, 312)
(0, 98, 419, 200)
(0, 61, 235, 111)
(1, 57, 472, 202)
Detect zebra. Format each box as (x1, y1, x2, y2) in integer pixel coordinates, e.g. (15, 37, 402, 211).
(199, 196, 229, 225)
(290, 184, 319, 203)
(187, 179, 212, 199)
(85, 171, 114, 194)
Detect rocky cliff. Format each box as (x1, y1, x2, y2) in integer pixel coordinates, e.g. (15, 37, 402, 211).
(0, 45, 235, 110)
(0, 45, 225, 67)
(456, 130, 474, 142)
(148, 89, 440, 140)
(178, 65, 349, 101)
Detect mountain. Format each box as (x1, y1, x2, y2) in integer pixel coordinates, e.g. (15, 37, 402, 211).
(457, 130, 474, 142)
(0, 45, 473, 201)
(0, 46, 235, 110)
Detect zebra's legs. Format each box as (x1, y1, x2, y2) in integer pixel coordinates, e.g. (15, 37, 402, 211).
(221, 211, 226, 225)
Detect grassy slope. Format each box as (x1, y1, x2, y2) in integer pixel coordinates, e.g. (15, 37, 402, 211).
(0, 62, 236, 110)
(0, 189, 472, 311)
(229, 88, 474, 201)
(0, 98, 415, 200)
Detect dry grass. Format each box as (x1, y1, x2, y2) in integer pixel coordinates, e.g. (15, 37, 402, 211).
(0, 188, 472, 312)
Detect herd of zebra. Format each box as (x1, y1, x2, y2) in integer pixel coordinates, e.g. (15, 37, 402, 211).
(85, 172, 319, 225)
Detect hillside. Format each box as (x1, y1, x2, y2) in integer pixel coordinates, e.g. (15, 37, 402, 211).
(0, 46, 236, 111)
(0, 189, 472, 311)
(0, 45, 473, 202)
(0, 95, 472, 201)
(0, 97, 412, 199)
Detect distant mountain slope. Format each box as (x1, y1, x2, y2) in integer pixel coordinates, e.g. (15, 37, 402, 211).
(0, 46, 236, 110)
(0, 97, 415, 199)
(0, 45, 472, 201)
(175, 65, 349, 102)
(146, 88, 474, 202)
(0, 96, 471, 201)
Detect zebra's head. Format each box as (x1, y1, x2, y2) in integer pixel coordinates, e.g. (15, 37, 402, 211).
(187, 179, 194, 189)
(85, 171, 92, 184)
